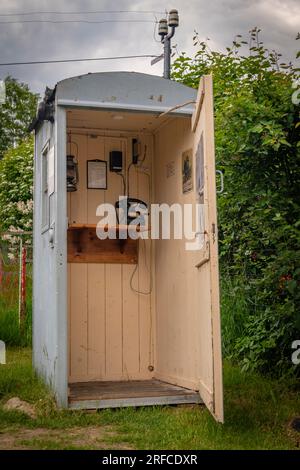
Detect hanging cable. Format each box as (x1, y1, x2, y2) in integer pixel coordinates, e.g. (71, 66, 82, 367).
(0, 54, 157, 67)
(139, 145, 147, 164)
(0, 10, 165, 16)
(130, 239, 153, 295)
(127, 163, 134, 197)
(116, 172, 126, 196)
(0, 19, 157, 24)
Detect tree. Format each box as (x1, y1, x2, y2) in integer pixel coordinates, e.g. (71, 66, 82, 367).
(0, 137, 34, 234)
(0, 76, 38, 160)
(172, 28, 300, 375)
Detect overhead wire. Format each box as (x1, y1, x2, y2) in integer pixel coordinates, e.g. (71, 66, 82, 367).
(0, 54, 157, 66)
(0, 10, 165, 16)
(0, 19, 157, 24)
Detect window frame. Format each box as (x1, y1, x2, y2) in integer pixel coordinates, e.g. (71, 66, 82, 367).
(41, 141, 50, 233)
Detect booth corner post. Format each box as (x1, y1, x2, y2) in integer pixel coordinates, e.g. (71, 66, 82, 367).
(158, 9, 179, 80)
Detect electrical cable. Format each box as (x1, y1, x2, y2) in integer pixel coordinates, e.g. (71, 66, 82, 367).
(0, 54, 157, 67)
(130, 238, 153, 296)
(139, 145, 147, 164)
(153, 16, 161, 44)
(116, 172, 126, 196)
(127, 163, 134, 197)
(0, 19, 157, 24)
(129, 150, 152, 296)
(0, 10, 165, 16)
(68, 131, 79, 157)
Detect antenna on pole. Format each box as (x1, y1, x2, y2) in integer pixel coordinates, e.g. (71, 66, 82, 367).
(158, 9, 179, 79)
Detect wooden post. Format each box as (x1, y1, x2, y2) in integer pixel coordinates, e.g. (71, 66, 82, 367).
(18, 239, 27, 327)
(21, 246, 27, 322)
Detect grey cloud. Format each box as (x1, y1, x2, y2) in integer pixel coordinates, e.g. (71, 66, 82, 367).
(0, 0, 298, 97)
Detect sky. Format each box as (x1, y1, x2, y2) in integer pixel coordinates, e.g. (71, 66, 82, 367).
(0, 0, 299, 98)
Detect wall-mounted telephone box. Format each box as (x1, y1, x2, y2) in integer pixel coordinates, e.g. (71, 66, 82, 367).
(109, 151, 123, 172)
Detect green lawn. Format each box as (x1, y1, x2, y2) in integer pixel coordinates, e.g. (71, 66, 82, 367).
(0, 348, 299, 450)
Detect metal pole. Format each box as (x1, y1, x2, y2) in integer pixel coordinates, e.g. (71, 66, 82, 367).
(163, 37, 171, 79)
(163, 26, 175, 80)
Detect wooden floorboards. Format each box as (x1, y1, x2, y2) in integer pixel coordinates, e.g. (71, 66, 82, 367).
(68, 379, 202, 409)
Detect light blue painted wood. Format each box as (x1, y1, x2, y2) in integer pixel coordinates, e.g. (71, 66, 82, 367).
(54, 106, 68, 407)
(32, 110, 67, 407)
(33, 120, 57, 391)
(56, 72, 196, 116)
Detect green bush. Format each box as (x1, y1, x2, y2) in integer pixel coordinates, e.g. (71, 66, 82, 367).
(173, 28, 300, 375)
(0, 137, 34, 233)
(0, 306, 32, 347)
(0, 266, 32, 347)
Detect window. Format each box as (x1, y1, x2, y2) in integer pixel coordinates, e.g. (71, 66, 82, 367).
(41, 143, 50, 232)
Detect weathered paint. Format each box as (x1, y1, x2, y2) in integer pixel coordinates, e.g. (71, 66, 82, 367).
(33, 108, 68, 407)
(33, 72, 223, 420)
(56, 72, 196, 116)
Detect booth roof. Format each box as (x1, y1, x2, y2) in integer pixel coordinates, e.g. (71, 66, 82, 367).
(55, 71, 197, 116)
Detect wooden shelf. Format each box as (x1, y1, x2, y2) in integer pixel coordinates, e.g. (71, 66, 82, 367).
(67, 223, 149, 264)
(68, 223, 149, 233)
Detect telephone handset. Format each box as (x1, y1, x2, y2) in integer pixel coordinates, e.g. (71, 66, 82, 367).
(115, 198, 148, 226)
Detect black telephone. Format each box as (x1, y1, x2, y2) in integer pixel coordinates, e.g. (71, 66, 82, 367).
(115, 198, 148, 226)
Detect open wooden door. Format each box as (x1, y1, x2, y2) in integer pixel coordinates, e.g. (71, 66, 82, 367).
(192, 75, 224, 422)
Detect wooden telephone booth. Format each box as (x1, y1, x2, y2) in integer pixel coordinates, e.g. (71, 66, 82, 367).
(32, 72, 223, 422)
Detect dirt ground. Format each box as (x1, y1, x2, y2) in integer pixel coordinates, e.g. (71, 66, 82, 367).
(0, 426, 133, 450)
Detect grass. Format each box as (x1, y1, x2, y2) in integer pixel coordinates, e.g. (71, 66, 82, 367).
(0, 348, 300, 449)
(0, 274, 32, 347)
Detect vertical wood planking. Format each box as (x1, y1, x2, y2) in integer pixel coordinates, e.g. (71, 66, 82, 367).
(86, 136, 106, 378)
(105, 263, 123, 378)
(122, 264, 140, 377)
(67, 263, 71, 378)
(69, 134, 88, 381)
(137, 134, 153, 375)
(104, 138, 123, 379)
(69, 134, 87, 224)
(69, 263, 88, 380)
(68, 131, 153, 382)
(87, 136, 106, 223)
(122, 137, 140, 377)
(154, 117, 203, 389)
(87, 263, 106, 378)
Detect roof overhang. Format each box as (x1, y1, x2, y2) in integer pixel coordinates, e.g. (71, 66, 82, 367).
(56, 72, 197, 117)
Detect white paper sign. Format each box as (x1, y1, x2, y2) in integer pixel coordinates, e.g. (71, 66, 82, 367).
(87, 160, 107, 189)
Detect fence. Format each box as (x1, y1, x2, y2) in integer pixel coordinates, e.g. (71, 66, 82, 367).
(0, 231, 32, 326)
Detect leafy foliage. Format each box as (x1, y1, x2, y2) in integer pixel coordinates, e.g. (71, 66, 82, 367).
(0, 76, 38, 160)
(0, 137, 34, 233)
(172, 28, 300, 375)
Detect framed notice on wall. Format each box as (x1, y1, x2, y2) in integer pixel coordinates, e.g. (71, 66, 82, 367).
(87, 159, 107, 189)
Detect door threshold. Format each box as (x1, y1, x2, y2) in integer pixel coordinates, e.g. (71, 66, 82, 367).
(68, 379, 202, 410)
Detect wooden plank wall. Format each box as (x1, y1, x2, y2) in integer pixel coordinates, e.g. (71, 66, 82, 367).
(67, 132, 153, 382)
(154, 117, 212, 391)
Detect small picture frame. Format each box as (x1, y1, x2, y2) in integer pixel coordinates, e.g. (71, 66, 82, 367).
(196, 134, 204, 200)
(182, 149, 193, 194)
(87, 159, 107, 189)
